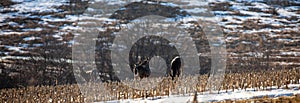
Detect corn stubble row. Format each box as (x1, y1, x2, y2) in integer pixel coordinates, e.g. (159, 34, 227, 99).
(1, 69, 300, 102)
(0, 85, 84, 103)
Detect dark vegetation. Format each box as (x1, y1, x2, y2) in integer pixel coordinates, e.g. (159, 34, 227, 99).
(0, 0, 16, 7)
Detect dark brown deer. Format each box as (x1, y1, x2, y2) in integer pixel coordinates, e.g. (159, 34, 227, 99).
(133, 58, 151, 79)
(170, 56, 181, 80)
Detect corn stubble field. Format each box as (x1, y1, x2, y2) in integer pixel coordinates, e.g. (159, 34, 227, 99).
(1, 68, 300, 102)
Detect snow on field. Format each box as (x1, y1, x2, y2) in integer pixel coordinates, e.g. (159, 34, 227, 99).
(97, 84, 300, 103)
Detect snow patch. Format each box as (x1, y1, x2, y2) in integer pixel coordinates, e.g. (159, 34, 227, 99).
(23, 36, 41, 41)
(98, 84, 300, 103)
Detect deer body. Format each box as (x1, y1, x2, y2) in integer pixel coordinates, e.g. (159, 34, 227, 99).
(133, 58, 151, 79)
(170, 56, 181, 80)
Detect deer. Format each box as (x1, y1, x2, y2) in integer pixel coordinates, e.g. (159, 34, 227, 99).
(133, 58, 151, 80)
(169, 56, 181, 80)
